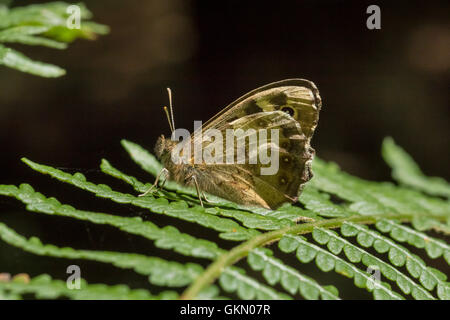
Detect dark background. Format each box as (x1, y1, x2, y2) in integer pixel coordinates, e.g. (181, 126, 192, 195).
(0, 0, 449, 299)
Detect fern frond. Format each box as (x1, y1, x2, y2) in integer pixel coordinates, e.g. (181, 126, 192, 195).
(0, 184, 223, 260)
(0, 2, 108, 77)
(300, 184, 449, 264)
(298, 183, 448, 299)
(279, 235, 405, 300)
(248, 248, 340, 299)
(341, 222, 449, 298)
(382, 137, 450, 198)
(0, 274, 174, 300)
(0, 222, 203, 287)
(21, 158, 259, 241)
(311, 227, 434, 299)
(1, 138, 448, 300)
(310, 158, 450, 233)
(375, 219, 450, 261)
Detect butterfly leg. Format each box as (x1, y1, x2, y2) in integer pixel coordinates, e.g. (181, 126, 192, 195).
(201, 190, 209, 203)
(138, 168, 169, 197)
(190, 175, 204, 207)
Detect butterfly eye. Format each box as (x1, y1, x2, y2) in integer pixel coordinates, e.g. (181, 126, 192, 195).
(281, 106, 295, 116)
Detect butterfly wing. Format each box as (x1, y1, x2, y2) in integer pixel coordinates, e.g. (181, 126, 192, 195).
(196, 78, 321, 139)
(181, 79, 321, 209)
(193, 110, 314, 208)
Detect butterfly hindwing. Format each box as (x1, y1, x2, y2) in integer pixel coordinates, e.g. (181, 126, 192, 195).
(199, 111, 314, 208)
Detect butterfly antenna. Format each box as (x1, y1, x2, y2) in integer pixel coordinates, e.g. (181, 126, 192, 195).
(167, 87, 176, 131)
(163, 106, 174, 133)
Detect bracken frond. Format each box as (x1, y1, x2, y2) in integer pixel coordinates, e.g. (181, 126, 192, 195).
(0, 137, 448, 300)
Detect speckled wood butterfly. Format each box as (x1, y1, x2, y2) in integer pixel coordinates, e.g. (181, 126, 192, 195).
(145, 79, 321, 209)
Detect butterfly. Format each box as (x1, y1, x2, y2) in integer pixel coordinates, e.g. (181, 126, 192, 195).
(143, 79, 322, 209)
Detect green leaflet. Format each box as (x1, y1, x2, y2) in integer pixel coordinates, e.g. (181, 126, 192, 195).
(300, 186, 349, 218)
(0, 274, 174, 300)
(0, 2, 94, 28)
(219, 267, 292, 300)
(196, 285, 230, 300)
(0, 44, 65, 77)
(0, 26, 67, 48)
(382, 137, 450, 199)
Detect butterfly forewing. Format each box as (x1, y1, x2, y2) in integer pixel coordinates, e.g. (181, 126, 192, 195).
(195, 78, 321, 138)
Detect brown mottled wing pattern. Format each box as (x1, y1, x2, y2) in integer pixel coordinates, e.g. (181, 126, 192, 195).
(189, 79, 321, 209)
(195, 78, 321, 139)
(193, 111, 313, 208)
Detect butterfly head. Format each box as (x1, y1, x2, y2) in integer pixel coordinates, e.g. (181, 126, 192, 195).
(154, 135, 177, 161)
